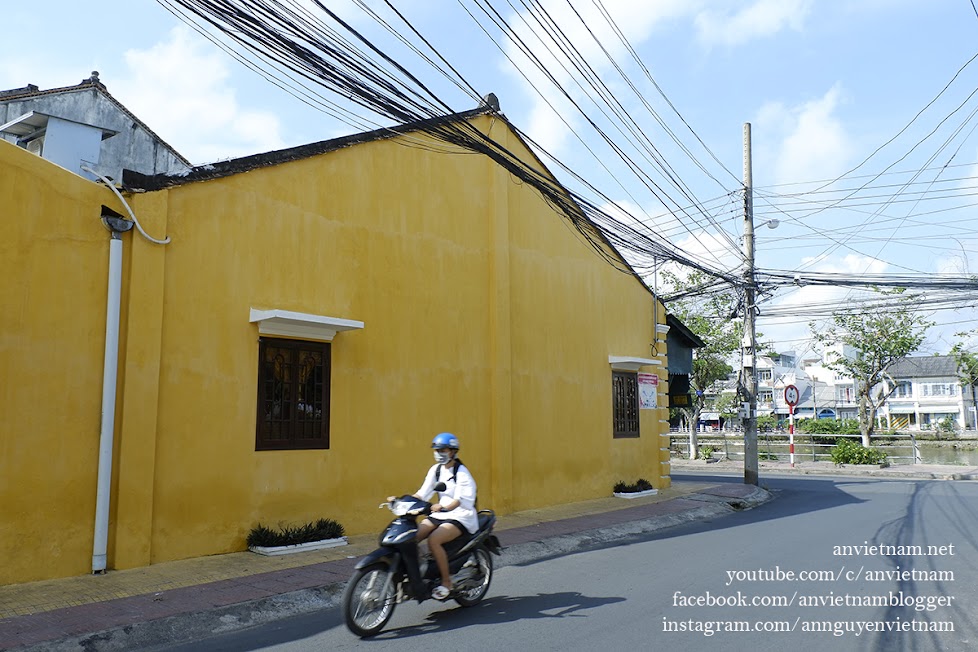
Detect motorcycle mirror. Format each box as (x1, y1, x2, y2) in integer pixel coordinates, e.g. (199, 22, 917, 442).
(433, 482, 447, 492)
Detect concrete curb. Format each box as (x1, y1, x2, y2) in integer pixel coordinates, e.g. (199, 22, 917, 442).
(670, 459, 978, 482)
(13, 487, 772, 651)
(23, 584, 347, 652)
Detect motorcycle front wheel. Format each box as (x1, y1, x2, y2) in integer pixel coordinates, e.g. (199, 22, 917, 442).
(342, 563, 397, 637)
(454, 547, 493, 607)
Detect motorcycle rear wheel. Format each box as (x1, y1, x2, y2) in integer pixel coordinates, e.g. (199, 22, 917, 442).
(454, 547, 493, 607)
(342, 563, 397, 637)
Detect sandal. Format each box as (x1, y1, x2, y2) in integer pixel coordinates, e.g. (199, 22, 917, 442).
(432, 585, 451, 600)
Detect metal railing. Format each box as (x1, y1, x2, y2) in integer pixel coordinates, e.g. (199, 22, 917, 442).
(669, 432, 921, 465)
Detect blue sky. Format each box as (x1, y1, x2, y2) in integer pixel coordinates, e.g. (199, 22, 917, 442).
(4, 1, 978, 360)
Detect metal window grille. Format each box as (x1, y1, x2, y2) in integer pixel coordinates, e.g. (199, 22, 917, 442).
(256, 337, 330, 450)
(612, 371, 639, 438)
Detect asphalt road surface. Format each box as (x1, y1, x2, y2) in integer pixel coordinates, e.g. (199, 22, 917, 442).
(156, 474, 978, 652)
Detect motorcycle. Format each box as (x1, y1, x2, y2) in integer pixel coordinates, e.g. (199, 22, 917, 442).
(342, 483, 502, 637)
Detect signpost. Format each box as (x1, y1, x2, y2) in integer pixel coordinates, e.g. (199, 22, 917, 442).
(784, 384, 800, 467)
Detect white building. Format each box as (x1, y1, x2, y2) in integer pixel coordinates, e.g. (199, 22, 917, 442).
(1, 72, 190, 181)
(882, 356, 974, 431)
(756, 351, 813, 419)
(711, 347, 975, 432)
(802, 350, 974, 431)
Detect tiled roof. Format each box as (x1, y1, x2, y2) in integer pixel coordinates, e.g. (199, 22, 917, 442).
(889, 355, 959, 378)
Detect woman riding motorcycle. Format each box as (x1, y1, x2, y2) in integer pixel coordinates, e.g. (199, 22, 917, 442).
(412, 432, 477, 600)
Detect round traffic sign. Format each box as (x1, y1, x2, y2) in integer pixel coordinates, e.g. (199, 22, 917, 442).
(784, 384, 800, 406)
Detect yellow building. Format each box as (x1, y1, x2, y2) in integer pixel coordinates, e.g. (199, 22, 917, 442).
(0, 106, 671, 585)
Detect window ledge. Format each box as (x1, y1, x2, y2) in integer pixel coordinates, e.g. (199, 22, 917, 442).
(609, 355, 661, 371)
(249, 308, 363, 342)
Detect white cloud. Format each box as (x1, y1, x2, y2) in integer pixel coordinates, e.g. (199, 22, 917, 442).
(112, 26, 286, 164)
(695, 0, 813, 48)
(759, 85, 851, 186)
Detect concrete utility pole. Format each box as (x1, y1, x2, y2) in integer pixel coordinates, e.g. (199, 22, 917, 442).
(742, 123, 759, 486)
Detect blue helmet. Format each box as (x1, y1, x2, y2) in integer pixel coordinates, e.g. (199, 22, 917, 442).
(431, 432, 460, 450)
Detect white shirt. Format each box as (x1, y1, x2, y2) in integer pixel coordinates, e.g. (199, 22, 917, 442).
(417, 461, 478, 534)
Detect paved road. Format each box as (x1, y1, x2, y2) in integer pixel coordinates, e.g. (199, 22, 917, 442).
(155, 474, 978, 652)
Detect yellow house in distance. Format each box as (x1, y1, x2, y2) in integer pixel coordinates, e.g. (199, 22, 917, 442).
(0, 105, 671, 585)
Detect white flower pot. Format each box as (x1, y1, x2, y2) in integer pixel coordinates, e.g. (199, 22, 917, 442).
(613, 489, 658, 499)
(248, 536, 348, 556)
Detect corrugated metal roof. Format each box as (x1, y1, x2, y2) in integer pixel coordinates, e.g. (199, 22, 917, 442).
(666, 314, 705, 348)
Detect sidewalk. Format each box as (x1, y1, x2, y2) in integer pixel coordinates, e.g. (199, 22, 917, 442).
(3, 459, 971, 652)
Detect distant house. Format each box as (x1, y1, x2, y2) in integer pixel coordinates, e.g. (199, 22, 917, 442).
(882, 355, 973, 431)
(704, 351, 813, 429)
(803, 349, 975, 430)
(755, 351, 807, 419)
(0, 72, 190, 181)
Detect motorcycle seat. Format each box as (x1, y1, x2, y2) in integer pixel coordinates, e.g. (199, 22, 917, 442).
(477, 509, 496, 532)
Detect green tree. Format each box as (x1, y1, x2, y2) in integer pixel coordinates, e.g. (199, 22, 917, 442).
(812, 289, 931, 446)
(714, 391, 740, 422)
(663, 271, 740, 459)
(950, 334, 978, 430)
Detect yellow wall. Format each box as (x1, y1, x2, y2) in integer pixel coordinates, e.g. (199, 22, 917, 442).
(0, 115, 670, 584)
(0, 142, 122, 582)
(490, 122, 669, 509)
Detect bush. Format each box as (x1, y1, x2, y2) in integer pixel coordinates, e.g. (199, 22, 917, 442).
(698, 445, 716, 460)
(247, 518, 345, 548)
(797, 418, 861, 435)
(830, 438, 888, 466)
(614, 478, 654, 493)
(937, 416, 958, 435)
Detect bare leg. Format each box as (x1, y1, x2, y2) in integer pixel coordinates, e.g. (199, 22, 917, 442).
(416, 519, 436, 542)
(427, 523, 461, 589)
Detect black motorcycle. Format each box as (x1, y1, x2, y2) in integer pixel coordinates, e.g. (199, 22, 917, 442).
(342, 483, 501, 637)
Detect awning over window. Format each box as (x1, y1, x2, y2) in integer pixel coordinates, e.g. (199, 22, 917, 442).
(249, 308, 363, 342)
(609, 355, 661, 371)
(886, 406, 918, 414)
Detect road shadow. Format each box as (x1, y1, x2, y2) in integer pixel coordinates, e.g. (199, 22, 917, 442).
(158, 591, 623, 650)
(865, 480, 978, 651)
(371, 591, 625, 640)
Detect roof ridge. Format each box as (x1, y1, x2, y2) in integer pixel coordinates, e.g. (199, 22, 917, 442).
(122, 106, 496, 191)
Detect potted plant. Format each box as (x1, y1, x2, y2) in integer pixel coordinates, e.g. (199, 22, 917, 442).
(613, 478, 658, 499)
(247, 518, 347, 556)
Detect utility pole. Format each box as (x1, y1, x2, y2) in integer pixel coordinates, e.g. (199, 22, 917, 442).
(742, 123, 759, 486)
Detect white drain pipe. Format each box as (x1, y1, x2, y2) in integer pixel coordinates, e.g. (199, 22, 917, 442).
(92, 212, 132, 573)
(83, 165, 169, 574)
